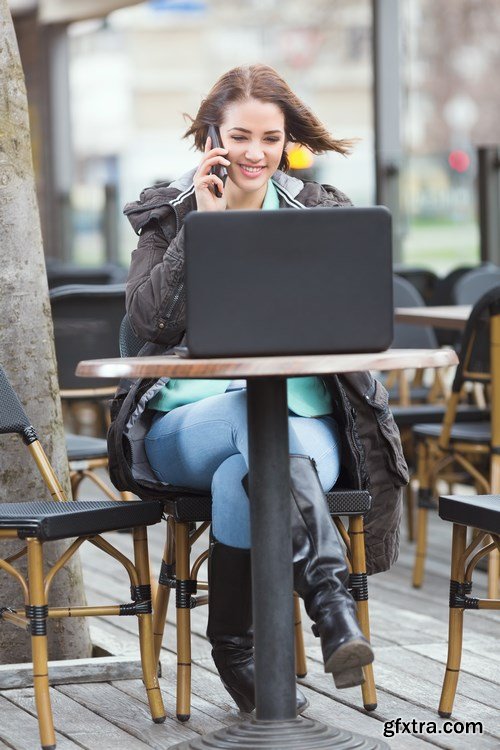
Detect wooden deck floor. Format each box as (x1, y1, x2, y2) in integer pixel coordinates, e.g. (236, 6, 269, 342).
(1, 484, 499, 749)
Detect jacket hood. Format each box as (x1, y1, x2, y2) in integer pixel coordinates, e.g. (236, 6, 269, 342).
(123, 167, 351, 235)
(123, 172, 197, 235)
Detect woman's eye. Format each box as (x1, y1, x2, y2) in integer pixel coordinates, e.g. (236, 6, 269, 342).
(232, 136, 246, 142)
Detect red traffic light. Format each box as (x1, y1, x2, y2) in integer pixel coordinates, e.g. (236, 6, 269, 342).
(448, 150, 470, 173)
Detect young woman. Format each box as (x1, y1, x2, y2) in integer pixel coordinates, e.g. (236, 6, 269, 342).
(124, 64, 375, 715)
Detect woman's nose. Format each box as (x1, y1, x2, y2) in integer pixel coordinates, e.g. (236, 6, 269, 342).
(245, 144, 265, 162)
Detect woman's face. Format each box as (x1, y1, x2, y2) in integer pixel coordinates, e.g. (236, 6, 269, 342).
(219, 98, 286, 193)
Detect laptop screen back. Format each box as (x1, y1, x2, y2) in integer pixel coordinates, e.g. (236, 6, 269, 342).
(184, 206, 393, 358)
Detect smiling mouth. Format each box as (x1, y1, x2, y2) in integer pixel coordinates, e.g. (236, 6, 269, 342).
(238, 164, 265, 173)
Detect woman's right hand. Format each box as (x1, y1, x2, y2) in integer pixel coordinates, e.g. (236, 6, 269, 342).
(193, 137, 230, 212)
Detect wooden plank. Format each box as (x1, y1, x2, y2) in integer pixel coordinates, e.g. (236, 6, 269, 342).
(0, 693, 80, 749)
(57, 681, 199, 747)
(0, 655, 142, 690)
(373, 662, 500, 735)
(368, 576, 500, 638)
(407, 643, 500, 687)
(94, 600, 500, 747)
(8, 686, 153, 750)
(72, 499, 500, 750)
(367, 602, 449, 646)
(113, 677, 236, 734)
(379, 646, 500, 719)
(300, 686, 441, 750)
(300, 657, 499, 749)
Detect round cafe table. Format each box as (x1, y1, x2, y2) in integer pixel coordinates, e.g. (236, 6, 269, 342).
(77, 347, 457, 750)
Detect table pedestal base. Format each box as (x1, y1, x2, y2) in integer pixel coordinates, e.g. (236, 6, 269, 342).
(169, 717, 389, 749)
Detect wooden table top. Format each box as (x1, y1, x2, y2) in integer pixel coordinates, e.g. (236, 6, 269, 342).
(395, 305, 471, 330)
(76, 348, 458, 380)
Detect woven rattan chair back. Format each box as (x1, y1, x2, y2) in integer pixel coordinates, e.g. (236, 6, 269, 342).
(0, 365, 165, 748)
(411, 289, 500, 590)
(451, 286, 500, 390)
(119, 313, 147, 357)
(50, 284, 126, 392)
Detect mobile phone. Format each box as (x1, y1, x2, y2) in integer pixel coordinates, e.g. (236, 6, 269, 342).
(207, 124, 228, 198)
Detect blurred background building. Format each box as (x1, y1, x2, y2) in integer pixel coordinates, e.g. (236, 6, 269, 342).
(9, 0, 500, 276)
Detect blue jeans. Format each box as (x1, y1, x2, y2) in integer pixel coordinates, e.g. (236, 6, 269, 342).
(145, 389, 341, 549)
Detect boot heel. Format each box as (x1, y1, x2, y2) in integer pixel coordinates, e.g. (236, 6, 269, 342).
(221, 681, 255, 713)
(324, 638, 374, 690)
(333, 666, 365, 689)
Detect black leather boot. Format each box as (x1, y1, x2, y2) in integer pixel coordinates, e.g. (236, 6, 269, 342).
(289, 454, 374, 689)
(206, 539, 308, 714)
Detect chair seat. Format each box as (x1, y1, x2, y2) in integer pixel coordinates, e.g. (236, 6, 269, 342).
(439, 494, 500, 535)
(162, 493, 213, 522)
(160, 488, 371, 523)
(392, 405, 488, 428)
(0, 499, 163, 541)
(412, 421, 491, 443)
(326, 489, 372, 516)
(66, 433, 108, 461)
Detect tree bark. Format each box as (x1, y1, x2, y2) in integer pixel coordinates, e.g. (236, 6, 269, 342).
(0, 1, 91, 662)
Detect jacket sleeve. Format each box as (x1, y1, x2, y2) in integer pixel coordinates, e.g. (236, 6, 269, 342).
(125, 220, 187, 345)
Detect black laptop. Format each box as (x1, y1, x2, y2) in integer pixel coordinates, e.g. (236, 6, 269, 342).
(182, 206, 393, 358)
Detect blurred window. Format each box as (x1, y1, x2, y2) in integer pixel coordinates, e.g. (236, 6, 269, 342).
(400, 0, 500, 274)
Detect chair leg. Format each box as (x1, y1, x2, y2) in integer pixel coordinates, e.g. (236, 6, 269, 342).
(413, 441, 432, 588)
(70, 470, 85, 499)
(406, 481, 415, 542)
(349, 516, 377, 711)
(293, 592, 307, 678)
(175, 522, 192, 722)
(413, 506, 429, 588)
(153, 520, 175, 666)
(132, 527, 166, 724)
(27, 539, 56, 750)
(439, 523, 467, 718)
(487, 547, 499, 599)
(120, 490, 135, 502)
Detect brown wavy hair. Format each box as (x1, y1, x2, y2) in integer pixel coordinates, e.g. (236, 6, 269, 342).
(183, 64, 355, 171)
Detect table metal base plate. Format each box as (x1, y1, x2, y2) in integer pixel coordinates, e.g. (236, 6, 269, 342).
(168, 717, 390, 749)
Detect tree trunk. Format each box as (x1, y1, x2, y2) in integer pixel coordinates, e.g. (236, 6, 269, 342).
(0, 1, 92, 662)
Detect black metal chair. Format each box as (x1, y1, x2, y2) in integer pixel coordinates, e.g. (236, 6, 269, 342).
(0, 365, 165, 750)
(454, 266, 500, 305)
(388, 276, 444, 405)
(411, 288, 499, 589)
(393, 265, 439, 305)
(119, 315, 378, 719)
(46, 261, 127, 289)
(391, 274, 487, 539)
(50, 283, 126, 417)
(438, 492, 500, 718)
(50, 284, 129, 502)
(429, 265, 475, 348)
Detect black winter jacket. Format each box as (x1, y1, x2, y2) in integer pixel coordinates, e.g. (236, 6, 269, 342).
(113, 169, 408, 574)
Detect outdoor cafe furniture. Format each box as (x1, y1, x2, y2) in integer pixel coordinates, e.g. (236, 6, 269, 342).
(77, 346, 456, 750)
(0, 366, 165, 750)
(117, 314, 376, 720)
(438, 491, 500, 718)
(50, 284, 132, 503)
(389, 276, 444, 406)
(396, 291, 500, 598)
